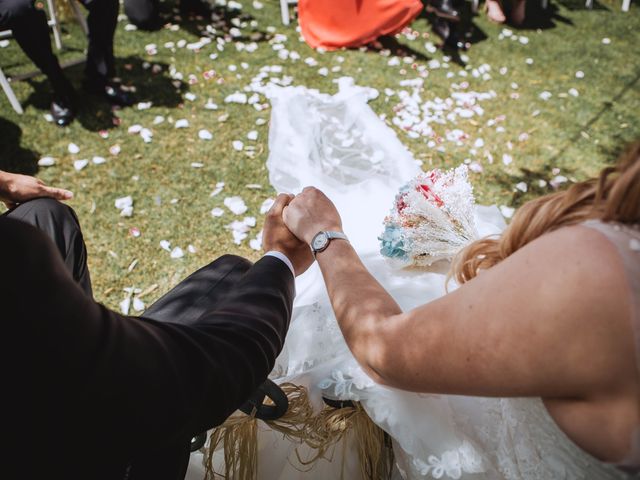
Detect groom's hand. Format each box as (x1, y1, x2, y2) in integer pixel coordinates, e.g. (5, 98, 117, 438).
(283, 187, 343, 245)
(263, 193, 314, 276)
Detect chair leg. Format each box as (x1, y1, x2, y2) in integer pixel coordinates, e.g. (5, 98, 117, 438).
(45, 0, 63, 50)
(280, 0, 290, 25)
(621, 0, 630, 11)
(70, 0, 89, 35)
(0, 68, 24, 114)
(542, 0, 549, 9)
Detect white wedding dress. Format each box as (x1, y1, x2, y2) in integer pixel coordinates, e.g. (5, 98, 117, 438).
(186, 79, 634, 480)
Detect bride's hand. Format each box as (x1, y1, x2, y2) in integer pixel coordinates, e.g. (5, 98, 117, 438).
(263, 193, 314, 276)
(283, 187, 343, 244)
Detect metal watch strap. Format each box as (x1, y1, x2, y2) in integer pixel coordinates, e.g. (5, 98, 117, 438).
(326, 231, 348, 242)
(311, 231, 348, 258)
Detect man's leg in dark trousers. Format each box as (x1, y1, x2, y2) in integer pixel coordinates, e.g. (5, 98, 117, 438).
(0, 0, 74, 99)
(126, 255, 253, 480)
(4, 198, 92, 297)
(79, 0, 119, 86)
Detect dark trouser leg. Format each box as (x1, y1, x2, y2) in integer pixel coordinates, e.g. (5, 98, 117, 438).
(80, 0, 119, 85)
(0, 0, 74, 98)
(4, 198, 92, 297)
(126, 255, 252, 480)
(123, 0, 160, 30)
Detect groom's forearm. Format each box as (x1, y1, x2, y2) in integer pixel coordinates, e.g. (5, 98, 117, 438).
(315, 240, 402, 382)
(187, 255, 295, 425)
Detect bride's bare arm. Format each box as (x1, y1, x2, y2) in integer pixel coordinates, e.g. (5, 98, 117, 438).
(284, 188, 635, 399)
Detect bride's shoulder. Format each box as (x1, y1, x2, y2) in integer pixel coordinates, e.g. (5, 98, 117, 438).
(517, 222, 629, 282)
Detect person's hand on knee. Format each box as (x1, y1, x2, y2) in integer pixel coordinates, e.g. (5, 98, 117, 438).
(0, 171, 73, 209)
(263, 193, 314, 276)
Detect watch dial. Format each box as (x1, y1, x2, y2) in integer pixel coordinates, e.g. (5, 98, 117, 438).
(313, 233, 327, 250)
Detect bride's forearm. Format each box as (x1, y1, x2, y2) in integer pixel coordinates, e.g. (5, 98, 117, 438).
(316, 239, 402, 382)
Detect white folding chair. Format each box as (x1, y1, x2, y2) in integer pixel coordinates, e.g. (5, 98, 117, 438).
(0, 0, 87, 114)
(280, 0, 297, 25)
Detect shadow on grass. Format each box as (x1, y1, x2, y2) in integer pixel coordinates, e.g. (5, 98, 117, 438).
(490, 162, 579, 208)
(22, 56, 187, 132)
(138, 2, 272, 43)
(0, 117, 39, 175)
(370, 35, 433, 63)
(503, 2, 575, 30)
(554, 0, 610, 11)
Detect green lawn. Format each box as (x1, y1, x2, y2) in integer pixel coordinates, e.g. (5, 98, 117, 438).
(1, 0, 639, 311)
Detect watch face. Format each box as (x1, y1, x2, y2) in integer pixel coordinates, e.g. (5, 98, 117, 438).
(312, 232, 329, 251)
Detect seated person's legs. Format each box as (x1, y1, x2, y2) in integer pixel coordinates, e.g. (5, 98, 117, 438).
(0, 0, 76, 125)
(80, 0, 133, 106)
(4, 198, 92, 296)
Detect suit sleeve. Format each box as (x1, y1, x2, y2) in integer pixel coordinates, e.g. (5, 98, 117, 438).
(0, 217, 295, 453)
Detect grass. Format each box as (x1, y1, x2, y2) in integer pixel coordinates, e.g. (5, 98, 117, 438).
(1, 0, 639, 310)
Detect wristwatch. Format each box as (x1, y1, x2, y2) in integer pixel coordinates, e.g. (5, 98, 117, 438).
(311, 231, 349, 257)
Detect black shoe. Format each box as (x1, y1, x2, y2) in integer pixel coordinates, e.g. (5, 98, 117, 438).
(51, 96, 76, 127)
(84, 81, 134, 107)
(426, 0, 461, 21)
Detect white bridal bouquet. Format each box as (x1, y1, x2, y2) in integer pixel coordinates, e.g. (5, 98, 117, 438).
(379, 165, 479, 267)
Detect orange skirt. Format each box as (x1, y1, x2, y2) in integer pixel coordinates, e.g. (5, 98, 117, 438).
(298, 0, 424, 50)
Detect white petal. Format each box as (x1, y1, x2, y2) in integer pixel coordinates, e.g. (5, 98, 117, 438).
(115, 196, 133, 210)
(74, 159, 89, 171)
(500, 205, 515, 219)
(170, 247, 184, 259)
(38, 157, 56, 167)
(224, 196, 248, 215)
(120, 297, 131, 315)
(198, 129, 213, 140)
(133, 297, 145, 312)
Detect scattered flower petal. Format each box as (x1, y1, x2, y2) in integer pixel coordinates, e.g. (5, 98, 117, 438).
(224, 196, 248, 215)
(38, 157, 56, 167)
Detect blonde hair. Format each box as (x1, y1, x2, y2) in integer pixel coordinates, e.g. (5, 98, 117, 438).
(452, 142, 640, 284)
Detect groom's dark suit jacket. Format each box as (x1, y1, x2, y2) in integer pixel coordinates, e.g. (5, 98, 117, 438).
(0, 217, 295, 479)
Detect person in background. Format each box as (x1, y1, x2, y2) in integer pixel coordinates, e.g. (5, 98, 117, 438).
(0, 0, 133, 126)
(297, 0, 424, 50)
(485, 0, 526, 25)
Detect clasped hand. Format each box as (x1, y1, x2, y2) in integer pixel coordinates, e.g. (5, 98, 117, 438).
(263, 187, 343, 276)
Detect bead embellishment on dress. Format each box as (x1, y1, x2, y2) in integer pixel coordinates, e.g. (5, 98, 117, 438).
(629, 238, 640, 251)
